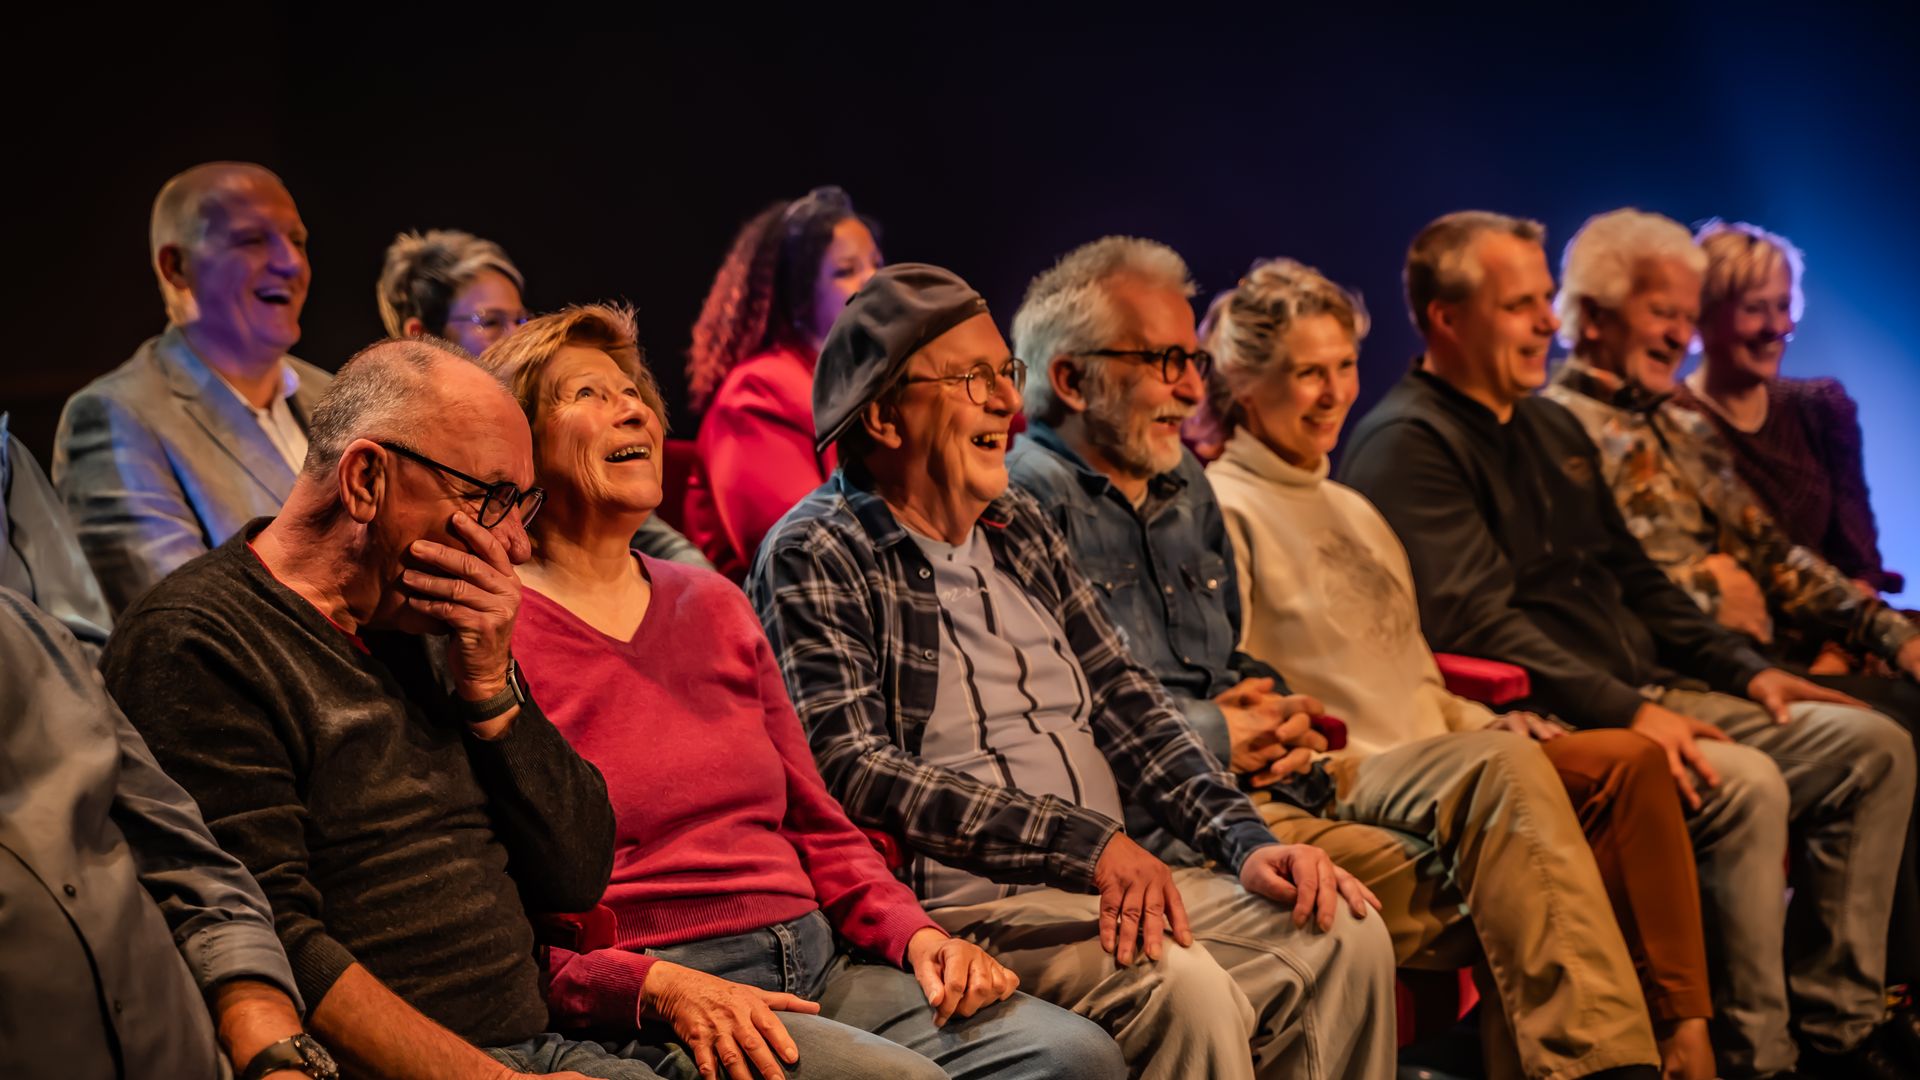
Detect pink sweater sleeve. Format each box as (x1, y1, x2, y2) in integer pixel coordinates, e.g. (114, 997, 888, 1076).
(701, 371, 828, 568)
(545, 944, 657, 1030)
(745, 606, 941, 966)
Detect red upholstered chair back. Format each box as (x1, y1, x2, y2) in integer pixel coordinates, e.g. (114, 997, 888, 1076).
(1432, 654, 1530, 705)
(657, 438, 698, 532)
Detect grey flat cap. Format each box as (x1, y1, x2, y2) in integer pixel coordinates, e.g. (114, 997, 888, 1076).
(812, 262, 989, 453)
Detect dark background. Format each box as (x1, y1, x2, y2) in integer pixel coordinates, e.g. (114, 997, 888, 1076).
(13, 6, 1919, 597)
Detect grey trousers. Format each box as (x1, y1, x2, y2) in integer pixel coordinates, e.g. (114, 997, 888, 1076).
(929, 867, 1397, 1080)
(1659, 689, 1916, 1076)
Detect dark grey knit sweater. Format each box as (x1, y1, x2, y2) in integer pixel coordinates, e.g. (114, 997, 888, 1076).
(101, 522, 615, 1048)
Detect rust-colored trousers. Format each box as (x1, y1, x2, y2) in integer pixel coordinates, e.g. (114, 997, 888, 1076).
(1541, 729, 1713, 1024)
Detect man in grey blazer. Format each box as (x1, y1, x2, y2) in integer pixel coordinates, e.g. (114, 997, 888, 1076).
(54, 162, 331, 615)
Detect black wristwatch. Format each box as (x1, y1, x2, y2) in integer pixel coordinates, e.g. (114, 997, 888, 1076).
(454, 656, 528, 724)
(239, 1033, 339, 1080)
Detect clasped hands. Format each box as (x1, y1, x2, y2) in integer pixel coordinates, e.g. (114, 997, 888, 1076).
(1214, 677, 1328, 786)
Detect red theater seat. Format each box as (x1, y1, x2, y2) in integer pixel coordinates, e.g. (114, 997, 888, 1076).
(1433, 653, 1530, 706)
(657, 437, 698, 532)
(533, 905, 619, 954)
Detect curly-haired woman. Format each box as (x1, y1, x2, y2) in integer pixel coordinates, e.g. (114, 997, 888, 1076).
(683, 187, 881, 579)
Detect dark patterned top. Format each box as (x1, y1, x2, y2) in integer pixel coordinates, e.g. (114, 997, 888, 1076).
(1545, 359, 1914, 662)
(1675, 376, 1899, 593)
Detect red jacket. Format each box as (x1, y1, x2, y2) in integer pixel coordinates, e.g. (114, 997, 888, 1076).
(685, 344, 837, 581)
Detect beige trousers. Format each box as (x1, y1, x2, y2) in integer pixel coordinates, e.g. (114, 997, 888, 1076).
(930, 867, 1396, 1080)
(1261, 730, 1660, 1080)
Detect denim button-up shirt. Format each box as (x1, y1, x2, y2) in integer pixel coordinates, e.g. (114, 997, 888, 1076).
(1007, 423, 1333, 826)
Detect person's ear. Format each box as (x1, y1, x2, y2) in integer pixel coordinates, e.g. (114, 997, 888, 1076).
(338, 439, 388, 525)
(860, 397, 904, 451)
(1428, 299, 1455, 337)
(156, 244, 190, 292)
(1047, 353, 1090, 414)
(401, 317, 427, 339)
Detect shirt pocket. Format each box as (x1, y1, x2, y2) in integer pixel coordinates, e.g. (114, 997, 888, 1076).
(1082, 560, 1146, 655)
(1195, 551, 1237, 661)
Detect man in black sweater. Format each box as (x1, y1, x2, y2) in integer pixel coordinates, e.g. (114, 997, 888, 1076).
(103, 339, 666, 1079)
(1339, 210, 1915, 1080)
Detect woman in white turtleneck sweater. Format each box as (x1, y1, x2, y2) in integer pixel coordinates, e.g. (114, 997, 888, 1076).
(1198, 259, 1714, 1079)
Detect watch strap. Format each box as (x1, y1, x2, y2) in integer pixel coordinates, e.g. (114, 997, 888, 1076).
(453, 657, 527, 723)
(239, 1033, 337, 1080)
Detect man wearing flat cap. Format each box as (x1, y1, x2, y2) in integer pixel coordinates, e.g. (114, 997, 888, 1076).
(747, 263, 1397, 1080)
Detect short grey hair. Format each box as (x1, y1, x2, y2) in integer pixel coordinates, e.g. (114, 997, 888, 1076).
(1198, 259, 1370, 439)
(376, 229, 526, 338)
(1556, 209, 1706, 346)
(301, 337, 473, 481)
(1404, 210, 1546, 335)
(1011, 236, 1196, 426)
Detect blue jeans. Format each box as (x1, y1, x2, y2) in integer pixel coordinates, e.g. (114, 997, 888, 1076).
(483, 1032, 675, 1078)
(643, 909, 1123, 1080)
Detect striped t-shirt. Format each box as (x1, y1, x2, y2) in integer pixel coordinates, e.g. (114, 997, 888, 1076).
(907, 526, 1126, 909)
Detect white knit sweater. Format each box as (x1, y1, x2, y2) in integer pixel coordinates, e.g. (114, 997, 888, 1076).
(1206, 428, 1496, 759)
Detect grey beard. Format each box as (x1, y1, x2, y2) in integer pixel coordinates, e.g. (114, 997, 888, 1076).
(1084, 399, 1182, 480)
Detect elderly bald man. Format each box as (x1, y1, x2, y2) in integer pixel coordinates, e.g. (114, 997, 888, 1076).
(101, 338, 670, 1079)
(54, 161, 331, 615)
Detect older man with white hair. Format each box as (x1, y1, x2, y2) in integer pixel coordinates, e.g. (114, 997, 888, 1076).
(55, 161, 331, 615)
(1544, 208, 1919, 680)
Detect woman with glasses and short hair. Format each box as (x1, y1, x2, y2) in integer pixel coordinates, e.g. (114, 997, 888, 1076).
(475, 303, 1123, 1080)
(683, 186, 884, 580)
(377, 229, 530, 358)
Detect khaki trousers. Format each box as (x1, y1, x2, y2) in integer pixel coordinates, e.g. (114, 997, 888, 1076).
(930, 867, 1396, 1080)
(1261, 730, 1660, 1080)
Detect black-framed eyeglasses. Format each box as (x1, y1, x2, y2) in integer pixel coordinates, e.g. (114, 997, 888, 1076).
(1079, 346, 1213, 384)
(450, 309, 530, 336)
(378, 441, 545, 528)
(897, 357, 1029, 406)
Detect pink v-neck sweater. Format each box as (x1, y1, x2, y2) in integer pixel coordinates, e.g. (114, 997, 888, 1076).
(514, 554, 938, 1027)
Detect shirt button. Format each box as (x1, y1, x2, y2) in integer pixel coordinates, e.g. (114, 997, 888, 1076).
(922, 649, 936, 660)
(63, 884, 77, 897)
(918, 568, 931, 579)
(1207, 578, 1218, 589)
(112, 999, 124, 1015)
(1163, 585, 1174, 595)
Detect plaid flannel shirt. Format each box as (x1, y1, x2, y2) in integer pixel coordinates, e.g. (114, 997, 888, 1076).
(746, 469, 1279, 895)
(1546, 359, 1916, 662)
